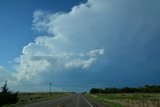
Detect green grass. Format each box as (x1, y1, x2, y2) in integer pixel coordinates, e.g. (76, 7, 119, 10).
(86, 93, 124, 107)
(87, 93, 160, 107)
(2, 92, 71, 107)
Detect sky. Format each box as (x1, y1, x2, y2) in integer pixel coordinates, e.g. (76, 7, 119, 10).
(0, 0, 160, 92)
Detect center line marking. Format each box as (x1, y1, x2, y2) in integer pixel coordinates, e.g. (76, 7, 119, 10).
(82, 96, 93, 107)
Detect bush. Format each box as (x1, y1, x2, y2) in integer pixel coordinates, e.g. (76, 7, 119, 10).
(0, 81, 19, 106)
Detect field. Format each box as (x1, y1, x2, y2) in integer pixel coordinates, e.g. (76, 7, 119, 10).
(87, 93, 160, 107)
(3, 92, 70, 107)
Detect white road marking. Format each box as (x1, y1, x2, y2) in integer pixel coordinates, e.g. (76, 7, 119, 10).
(82, 96, 93, 107)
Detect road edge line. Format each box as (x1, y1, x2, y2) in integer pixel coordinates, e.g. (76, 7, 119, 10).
(82, 95, 93, 107)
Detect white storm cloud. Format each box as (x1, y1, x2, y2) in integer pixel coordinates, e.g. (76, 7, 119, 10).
(87, 49, 105, 57)
(65, 58, 97, 69)
(14, 0, 108, 82)
(13, 0, 160, 88)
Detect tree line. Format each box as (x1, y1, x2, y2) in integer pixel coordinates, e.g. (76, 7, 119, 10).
(90, 85, 160, 94)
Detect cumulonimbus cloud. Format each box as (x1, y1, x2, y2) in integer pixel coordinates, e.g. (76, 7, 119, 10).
(4, 0, 160, 90)
(13, 0, 108, 82)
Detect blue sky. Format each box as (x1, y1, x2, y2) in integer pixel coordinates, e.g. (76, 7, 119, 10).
(0, 0, 160, 92)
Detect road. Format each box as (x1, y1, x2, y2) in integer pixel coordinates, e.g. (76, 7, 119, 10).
(22, 94, 107, 107)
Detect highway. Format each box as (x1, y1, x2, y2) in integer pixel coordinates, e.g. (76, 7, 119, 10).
(22, 94, 107, 107)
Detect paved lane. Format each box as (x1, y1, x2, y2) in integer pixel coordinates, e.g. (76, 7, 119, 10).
(22, 94, 107, 107)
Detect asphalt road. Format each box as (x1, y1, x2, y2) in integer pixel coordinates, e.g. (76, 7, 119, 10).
(22, 94, 107, 107)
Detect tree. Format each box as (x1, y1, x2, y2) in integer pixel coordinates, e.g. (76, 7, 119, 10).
(90, 88, 100, 94)
(89, 85, 160, 94)
(0, 81, 19, 106)
(1, 81, 10, 94)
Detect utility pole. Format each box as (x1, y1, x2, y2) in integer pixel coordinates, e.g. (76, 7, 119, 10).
(49, 82, 52, 93)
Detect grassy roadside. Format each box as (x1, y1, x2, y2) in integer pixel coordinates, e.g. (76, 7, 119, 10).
(87, 93, 160, 107)
(3, 92, 71, 107)
(86, 93, 124, 107)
